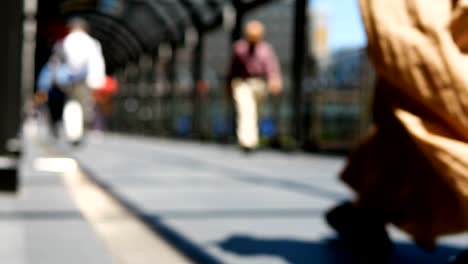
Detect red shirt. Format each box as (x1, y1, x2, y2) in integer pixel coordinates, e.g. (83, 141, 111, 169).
(227, 39, 282, 84)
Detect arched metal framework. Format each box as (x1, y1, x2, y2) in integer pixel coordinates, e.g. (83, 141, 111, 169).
(55, 0, 273, 72)
(37, 0, 292, 144)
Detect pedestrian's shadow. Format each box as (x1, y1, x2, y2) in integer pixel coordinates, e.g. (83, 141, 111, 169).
(217, 235, 464, 264)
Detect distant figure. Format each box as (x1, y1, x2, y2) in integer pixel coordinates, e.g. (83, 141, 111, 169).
(325, 1, 468, 263)
(35, 17, 105, 142)
(227, 20, 282, 152)
(62, 18, 105, 89)
(62, 17, 106, 126)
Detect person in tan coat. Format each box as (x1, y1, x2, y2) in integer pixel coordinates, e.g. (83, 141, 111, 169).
(326, 0, 468, 262)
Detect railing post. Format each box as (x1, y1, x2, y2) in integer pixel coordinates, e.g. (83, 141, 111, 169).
(292, 0, 308, 148)
(168, 43, 177, 135)
(0, 0, 25, 191)
(192, 30, 204, 140)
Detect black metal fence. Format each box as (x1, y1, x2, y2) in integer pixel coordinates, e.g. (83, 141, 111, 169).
(107, 46, 375, 151)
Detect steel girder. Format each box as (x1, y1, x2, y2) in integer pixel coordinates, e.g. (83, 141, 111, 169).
(58, 0, 271, 69)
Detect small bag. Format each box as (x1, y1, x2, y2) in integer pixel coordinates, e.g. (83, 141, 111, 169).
(97, 76, 119, 96)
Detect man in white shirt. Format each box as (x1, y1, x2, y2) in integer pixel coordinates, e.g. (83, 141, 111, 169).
(36, 17, 106, 143)
(63, 17, 106, 90)
(61, 18, 106, 143)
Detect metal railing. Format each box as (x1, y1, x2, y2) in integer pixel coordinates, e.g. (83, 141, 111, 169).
(106, 49, 375, 151)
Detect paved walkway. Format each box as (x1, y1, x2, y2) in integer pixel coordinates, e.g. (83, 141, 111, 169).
(18, 120, 192, 264)
(0, 135, 113, 264)
(69, 133, 468, 264)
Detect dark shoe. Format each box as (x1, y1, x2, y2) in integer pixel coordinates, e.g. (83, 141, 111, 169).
(325, 202, 394, 262)
(326, 202, 356, 233)
(70, 140, 82, 147)
(241, 146, 255, 154)
(448, 249, 468, 264)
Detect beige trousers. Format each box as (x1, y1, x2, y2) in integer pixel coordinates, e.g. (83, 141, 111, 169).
(232, 78, 268, 149)
(68, 83, 93, 124)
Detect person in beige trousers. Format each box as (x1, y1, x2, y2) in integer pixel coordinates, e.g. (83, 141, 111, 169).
(227, 21, 282, 152)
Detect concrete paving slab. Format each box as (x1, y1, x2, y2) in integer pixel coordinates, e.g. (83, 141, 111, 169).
(73, 133, 468, 264)
(0, 136, 114, 264)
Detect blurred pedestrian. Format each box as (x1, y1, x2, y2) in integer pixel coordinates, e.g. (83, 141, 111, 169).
(35, 41, 70, 137)
(62, 17, 106, 126)
(326, 1, 468, 262)
(35, 17, 106, 143)
(226, 20, 282, 152)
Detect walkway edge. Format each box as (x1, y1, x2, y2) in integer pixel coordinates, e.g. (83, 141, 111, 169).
(76, 163, 224, 264)
(63, 160, 193, 264)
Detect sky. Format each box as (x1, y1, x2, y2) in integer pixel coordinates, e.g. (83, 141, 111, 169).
(311, 0, 366, 51)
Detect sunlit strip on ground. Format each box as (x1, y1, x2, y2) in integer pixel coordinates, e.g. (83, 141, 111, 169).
(33, 158, 79, 173)
(34, 156, 192, 264)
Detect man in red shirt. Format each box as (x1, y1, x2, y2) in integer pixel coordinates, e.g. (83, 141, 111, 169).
(227, 20, 282, 152)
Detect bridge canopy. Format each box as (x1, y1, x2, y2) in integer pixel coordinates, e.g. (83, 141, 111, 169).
(36, 0, 272, 72)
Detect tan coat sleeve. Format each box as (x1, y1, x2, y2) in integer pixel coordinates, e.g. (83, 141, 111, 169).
(360, 0, 468, 129)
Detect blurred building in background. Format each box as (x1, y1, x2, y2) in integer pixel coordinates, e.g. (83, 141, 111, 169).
(309, 4, 330, 71)
(305, 47, 374, 150)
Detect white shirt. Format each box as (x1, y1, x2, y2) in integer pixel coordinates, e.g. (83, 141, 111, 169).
(63, 30, 106, 89)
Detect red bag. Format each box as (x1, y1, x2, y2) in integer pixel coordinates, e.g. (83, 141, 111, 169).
(93, 76, 118, 106)
(98, 76, 119, 96)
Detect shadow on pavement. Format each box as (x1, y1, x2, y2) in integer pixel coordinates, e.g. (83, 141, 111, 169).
(217, 235, 463, 264)
(102, 146, 347, 200)
(0, 210, 84, 221)
(146, 208, 324, 220)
